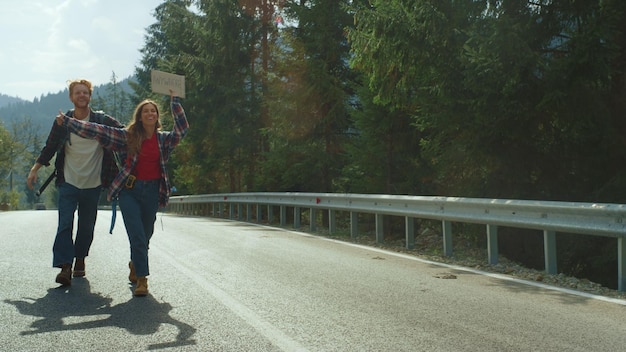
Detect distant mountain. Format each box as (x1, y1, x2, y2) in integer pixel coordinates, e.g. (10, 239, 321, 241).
(0, 94, 25, 108)
(0, 77, 136, 131)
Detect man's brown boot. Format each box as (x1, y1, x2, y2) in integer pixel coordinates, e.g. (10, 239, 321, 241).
(134, 277, 148, 296)
(73, 258, 85, 277)
(128, 261, 137, 283)
(55, 264, 72, 286)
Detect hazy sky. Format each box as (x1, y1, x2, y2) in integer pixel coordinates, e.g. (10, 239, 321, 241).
(0, 0, 163, 101)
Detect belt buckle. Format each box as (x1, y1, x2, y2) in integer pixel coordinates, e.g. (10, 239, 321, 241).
(125, 175, 136, 189)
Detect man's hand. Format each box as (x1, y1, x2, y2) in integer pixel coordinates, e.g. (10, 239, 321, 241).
(55, 110, 67, 126)
(26, 168, 38, 190)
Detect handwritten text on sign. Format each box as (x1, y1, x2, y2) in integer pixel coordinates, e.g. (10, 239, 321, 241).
(151, 70, 185, 98)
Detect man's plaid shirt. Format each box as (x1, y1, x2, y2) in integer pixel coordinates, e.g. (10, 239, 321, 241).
(61, 97, 189, 207)
(36, 110, 123, 187)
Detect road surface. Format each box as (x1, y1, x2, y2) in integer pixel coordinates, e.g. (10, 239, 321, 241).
(1, 210, 625, 351)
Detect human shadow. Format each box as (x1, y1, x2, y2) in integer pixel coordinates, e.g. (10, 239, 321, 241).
(4, 278, 196, 350)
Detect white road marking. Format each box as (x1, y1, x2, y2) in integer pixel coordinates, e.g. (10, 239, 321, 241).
(154, 246, 310, 352)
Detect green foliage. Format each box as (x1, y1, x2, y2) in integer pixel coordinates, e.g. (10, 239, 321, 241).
(0, 94, 23, 108)
(258, 0, 354, 192)
(0, 120, 36, 209)
(177, 0, 262, 193)
(0, 123, 12, 190)
(138, 0, 357, 194)
(91, 72, 135, 124)
(347, 0, 626, 202)
(340, 81, 430, 195)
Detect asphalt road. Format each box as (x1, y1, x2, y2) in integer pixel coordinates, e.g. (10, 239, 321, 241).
(1, 210, 625, 351)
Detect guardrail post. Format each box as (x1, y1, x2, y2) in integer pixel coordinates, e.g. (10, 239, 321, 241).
(442, 220, 453, 257)
(246, 204, 252, 222)
(487, 224, 498, 265)
(280, 206, 286, 226)
(294, 207, 301, 228)
(543, 230, 557, 275)
(328, 209, 336, 234)
(257, 204, 262, 223)
(310, 208, 317, 231)
(405, 217, 415, 250)
(229, 204, 234, 219)
(267, 205, 273, 223)
(617, 237, 626, 292)
(376, 214, 384, 243)
(238, 204, 243, 221)
(350, 212, 358, 239)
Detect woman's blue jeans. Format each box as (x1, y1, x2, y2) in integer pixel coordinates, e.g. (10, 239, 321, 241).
(119, 180, 159, 278)
(53, 183, 102, 267)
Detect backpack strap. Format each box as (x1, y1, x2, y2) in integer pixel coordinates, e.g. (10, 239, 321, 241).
(90, 110, 106, 124)
(110, 198, 117, 235)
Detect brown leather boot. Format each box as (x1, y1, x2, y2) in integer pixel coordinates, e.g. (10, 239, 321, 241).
(55, 264, 72, 286)
(73, 258, 85, 277)
(128, 261, 137, 283)
(134, 277, 148, 296)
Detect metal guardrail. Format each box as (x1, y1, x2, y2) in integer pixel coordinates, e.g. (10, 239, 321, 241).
(166, 192, 626, 291)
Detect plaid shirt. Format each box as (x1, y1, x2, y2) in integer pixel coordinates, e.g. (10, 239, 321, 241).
(36, 110, 123, 187)
(61, 97, 189, 207)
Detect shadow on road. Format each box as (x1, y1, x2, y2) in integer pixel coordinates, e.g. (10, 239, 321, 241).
(3, 278, 197, 350)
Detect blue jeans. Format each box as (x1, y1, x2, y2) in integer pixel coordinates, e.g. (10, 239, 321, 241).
(53, 183, 102, 267)
(119, 180, 159, 277)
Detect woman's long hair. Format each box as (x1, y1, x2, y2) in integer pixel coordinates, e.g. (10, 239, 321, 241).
(126, 100, 162, 156)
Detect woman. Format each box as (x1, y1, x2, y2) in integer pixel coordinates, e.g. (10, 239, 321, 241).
(57, 91, 189, 296)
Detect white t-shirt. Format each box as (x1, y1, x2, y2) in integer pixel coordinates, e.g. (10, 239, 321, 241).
(64, 132, 103, 189)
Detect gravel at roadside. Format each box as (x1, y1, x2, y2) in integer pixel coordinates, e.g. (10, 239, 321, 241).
(334, 231, 626, 300)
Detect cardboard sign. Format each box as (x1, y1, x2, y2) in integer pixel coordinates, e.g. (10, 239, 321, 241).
(151, 70, 185, 98)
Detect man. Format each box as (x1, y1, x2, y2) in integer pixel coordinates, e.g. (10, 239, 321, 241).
(27, 79, 123, 286)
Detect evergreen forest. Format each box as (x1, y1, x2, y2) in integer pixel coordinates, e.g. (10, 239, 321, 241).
(2, 0, 626, 288)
